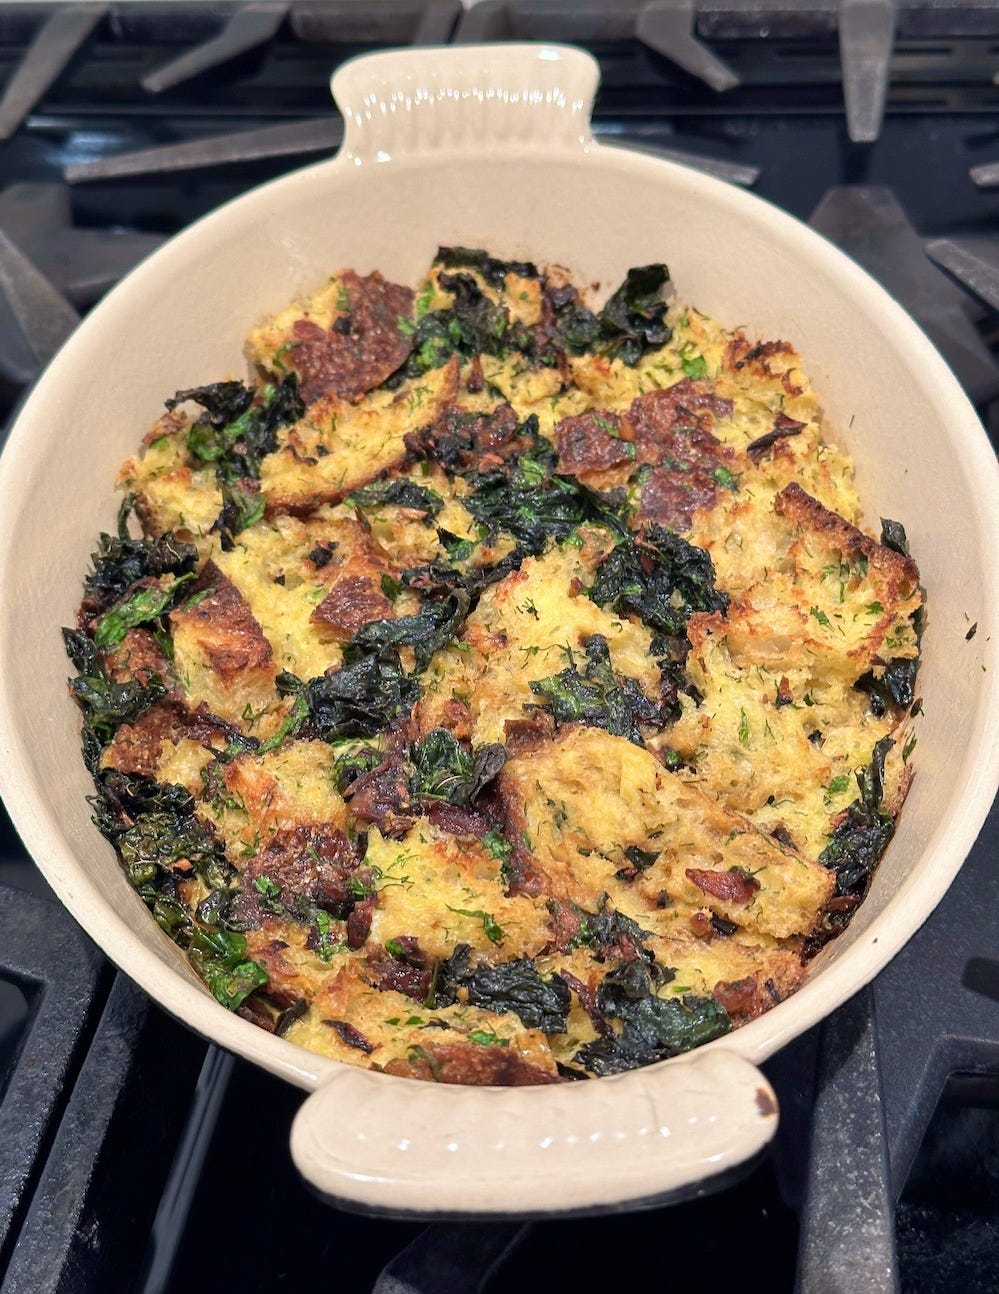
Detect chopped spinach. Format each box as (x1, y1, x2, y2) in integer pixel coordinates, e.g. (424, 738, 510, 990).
(348, 591, 469, 673)
(347, 478, 444, 519)
(81, 496, 197, 617)
(187, 926, 268, 1011)
(819, 736, 896, 895)
(855, 657, 919, 717)
(596, 264, 672, 366)
(410, 729, 507, 807)
(529, 635, 661, 746)
(93, 573, 194, 649)
(63, 628, 166, 763)
(437, 944, 570, 1034)
(573, 959, 731, 1076)
(589, 524, 728, 637)
(434, 247, 539, 290)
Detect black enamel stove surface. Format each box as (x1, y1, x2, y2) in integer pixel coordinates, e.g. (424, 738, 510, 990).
(0, 5, 997, 1291)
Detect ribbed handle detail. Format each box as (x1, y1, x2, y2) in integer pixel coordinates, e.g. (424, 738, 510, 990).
(330, 44, 599, 164)
(290, 1048, 779, 1216)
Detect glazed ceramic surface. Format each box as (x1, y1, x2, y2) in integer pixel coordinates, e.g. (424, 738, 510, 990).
(1, 45, 997, 1216)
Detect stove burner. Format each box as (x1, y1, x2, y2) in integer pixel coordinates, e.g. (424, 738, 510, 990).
(0, 182, 163, 304)
(0, 887, 103, 1260)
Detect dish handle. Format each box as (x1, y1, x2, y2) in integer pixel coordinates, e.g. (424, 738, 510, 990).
(290, 1047, 778, 1216)
(330, 44, 599, 166)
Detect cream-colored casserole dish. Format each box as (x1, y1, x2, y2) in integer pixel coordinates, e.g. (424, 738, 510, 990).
(0, 44, 997, 1217)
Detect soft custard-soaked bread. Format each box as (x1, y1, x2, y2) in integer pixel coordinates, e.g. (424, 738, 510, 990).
(67, 249, 921, 1082)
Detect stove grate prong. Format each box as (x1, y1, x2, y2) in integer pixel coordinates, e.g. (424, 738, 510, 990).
(636, 0, 740, 93)
(926, 236, 999, 314)
(839, 0, 897, 143)
(0, 3, 108, 142)
(140, 2, 289, 95)
(809, 184, 999, 405)
(373, 1221, 532, 1294)
(0, 181, 165, 305)
(64, 115, 342, 183)
(0, 227, 79, 374)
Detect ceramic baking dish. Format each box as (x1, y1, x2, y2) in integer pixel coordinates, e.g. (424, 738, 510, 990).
(0, 44, 997, 1218)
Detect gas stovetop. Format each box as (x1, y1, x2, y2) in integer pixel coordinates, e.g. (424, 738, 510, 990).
(0, 5, 997, 1292)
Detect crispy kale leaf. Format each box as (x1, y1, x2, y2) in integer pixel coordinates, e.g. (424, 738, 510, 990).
(93, 573, 194, 649)
(63, 628, 166, 768)
(572, 959, 731, 1076)
(187, 927, 268, 1011)
(855, 657, 919, 717)
(819, 736, 896, 895)
(90, 769, 233, 892)
(463, 424, 590, 554)
(82, 497, 197, 618)
(410, 728, 507, 807)
(589, 525, 728, 637)
(276, 593, 470, 744)
(434, 247, 539, 290)
(296, 656, 420, 743)
(405, 272, 512, 377)
(180, 375, 303, 479)
(530, 635, 661, 746)
(597, 264, 672, 366)
(438, 945, 571, 1033)
(348, 591, 470, 673)
(88, 770, 266, 1010)
(347, 478, 444, 519)
(175, 375, 303, 549)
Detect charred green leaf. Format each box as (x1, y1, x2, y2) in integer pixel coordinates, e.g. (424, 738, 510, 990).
(348, 591, 469, 673)
(529, 635, 661, 746)
(819, 736, 896, 895)
(854, 657, 919, 717)
(589, 525, 728, 637)
(597, 264, 672, 366)
(300, 656, 420, 741)
(93, 573, 195, 649)
(434, 247, 539, 290)
(573, 959, 731, 1076)
(437, 944, 570, 1033)
(81, 497, 197, 618)
(63, 628, 166, 760)
(410, 729, 507, 807)
(347, 478, 444, 519)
